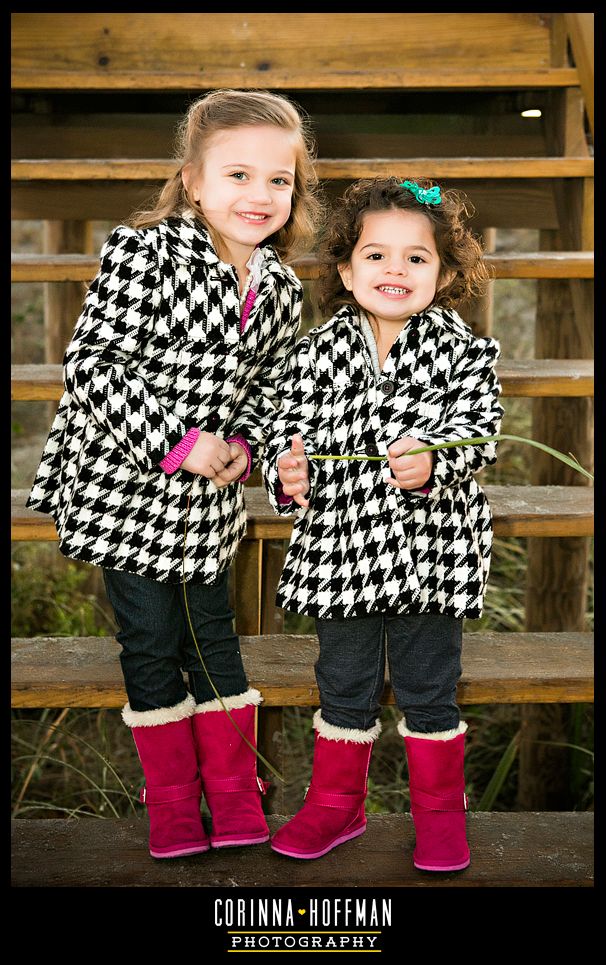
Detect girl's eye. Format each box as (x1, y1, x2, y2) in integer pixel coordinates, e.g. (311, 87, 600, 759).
(271, 177, 290, 186)
(367, 253, 384, 260)
(409, 255, 426, 264)
(230, 171, 247, 181)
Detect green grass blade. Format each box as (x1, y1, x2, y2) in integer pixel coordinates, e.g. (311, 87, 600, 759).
(473, 730, 520, 811)
(182, 492, 286, 784)
(12, 754, 122, 818)
(309, 434, 594, 481)
(13, 718, 138, 813)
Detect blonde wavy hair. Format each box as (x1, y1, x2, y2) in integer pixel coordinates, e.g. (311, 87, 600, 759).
(129, 89, 323, 262)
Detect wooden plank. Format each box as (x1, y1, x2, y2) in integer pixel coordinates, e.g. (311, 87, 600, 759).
(9, 115, 551, 162)
(11, 813, 594, 887)
(11, 157, 595, 181)
(564, 14, 594, 137)
(234, 540, 262, 637)
(485, 251, 594, 279)
(11, 486, 594, 542)
(10, 360, 595, 403)
(42, 222, 91, 366)
(11, 180, 558, 227)
(9, 14, 565, 78)
(11, 68, 580, 92)
(11, 251, 595, 283)
(496, 359, 594, 397)
(10, 631, 594, 708)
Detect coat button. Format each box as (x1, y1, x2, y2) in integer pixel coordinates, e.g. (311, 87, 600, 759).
(379, 380, 395, 395)
(206, 413, 219, 430)
(365, 444, 380, 456)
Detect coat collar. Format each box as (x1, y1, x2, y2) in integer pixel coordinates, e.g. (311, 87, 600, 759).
(160, 211, 299, 288)
(320, 303, 472, 341)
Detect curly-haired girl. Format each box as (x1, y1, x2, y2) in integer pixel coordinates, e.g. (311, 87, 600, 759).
(262, 176, 504, 873)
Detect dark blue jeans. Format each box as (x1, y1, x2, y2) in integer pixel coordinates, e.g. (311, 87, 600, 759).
(315, 612, 463, 734)
(103, 567, 249, 712)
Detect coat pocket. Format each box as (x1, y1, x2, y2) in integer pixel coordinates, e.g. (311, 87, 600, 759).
(382, 380, 448, 436)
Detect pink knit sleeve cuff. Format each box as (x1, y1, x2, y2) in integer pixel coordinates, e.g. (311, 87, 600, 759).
(159, 427, 200, 475)
(226, 435, 252, 482)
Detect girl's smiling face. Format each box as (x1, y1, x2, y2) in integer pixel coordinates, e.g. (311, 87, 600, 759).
(338, 208, 449, 328)
(182, 124, 297, 267)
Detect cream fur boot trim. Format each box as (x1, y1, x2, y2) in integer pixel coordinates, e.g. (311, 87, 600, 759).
(397, 718, 468, 741)
(194, 688, 263, 715)
(313, 710, 382, 744)
(122, 693, 196, 728)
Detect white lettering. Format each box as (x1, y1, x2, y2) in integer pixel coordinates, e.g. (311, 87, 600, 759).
(383, 898, 392, 926)
(369, 901, 378, 926)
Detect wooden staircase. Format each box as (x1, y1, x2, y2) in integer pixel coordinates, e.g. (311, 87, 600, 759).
(11, 12, 593, 888)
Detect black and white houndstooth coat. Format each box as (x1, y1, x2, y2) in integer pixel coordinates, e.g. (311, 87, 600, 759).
(262, 304, 504, 620)
(27, 214, 303, 583)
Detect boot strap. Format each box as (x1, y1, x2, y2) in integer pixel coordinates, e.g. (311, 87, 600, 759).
(203, 773, 269, 795)
(410, 786, 468, 812)
(140, 774, 201, 805)
(304, 786, 364, 810)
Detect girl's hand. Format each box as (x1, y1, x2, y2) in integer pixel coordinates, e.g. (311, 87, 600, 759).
(278, 433, 310, 508)
(181, 431, 231, 478)
(386, 436, 433, 490)
(213, 442, 249, 488)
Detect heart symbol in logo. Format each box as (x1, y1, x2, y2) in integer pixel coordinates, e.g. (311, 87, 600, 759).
(298, 909, 306, 915)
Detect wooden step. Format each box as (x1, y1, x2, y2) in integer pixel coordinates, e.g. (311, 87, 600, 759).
(11, 631, 594, 709)
(11, 486, 595, 542)
(11, 12, 580, 94)
(10, 251, 596, 283)
(11, 68, 580, 92)
(11, 813, 594, 887)
(11, 157, 595, 181)
(11, 361, 595, 402)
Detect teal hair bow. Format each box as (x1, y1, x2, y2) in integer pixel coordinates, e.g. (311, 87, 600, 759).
(400, 180, 442, 206)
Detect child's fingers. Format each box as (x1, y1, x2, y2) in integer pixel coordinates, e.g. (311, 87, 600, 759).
(290, 433, 305, 455)
(282, 480, 308, 496)
(386, 476, 424, 490)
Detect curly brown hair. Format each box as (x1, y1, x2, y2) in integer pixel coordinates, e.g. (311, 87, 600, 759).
(318, 177, 491, 317)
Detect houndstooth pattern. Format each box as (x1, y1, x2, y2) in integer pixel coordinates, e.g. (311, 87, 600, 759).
(262, 304, 504, 619)
(27, 214, 303, 582)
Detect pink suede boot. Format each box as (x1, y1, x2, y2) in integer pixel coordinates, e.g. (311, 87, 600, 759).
(123, 694, 210, 859)
(270, 711, 380, 860)
(192, 689, 270, 848)
(400, 719, 470, 872)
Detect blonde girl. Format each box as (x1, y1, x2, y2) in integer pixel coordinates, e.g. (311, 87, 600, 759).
(28, 89, 322, 860)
